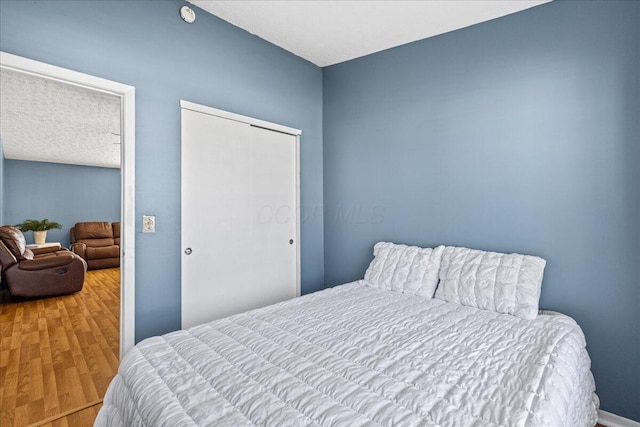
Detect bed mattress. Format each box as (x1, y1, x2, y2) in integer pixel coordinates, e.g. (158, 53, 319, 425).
(96, 281, 598, 426)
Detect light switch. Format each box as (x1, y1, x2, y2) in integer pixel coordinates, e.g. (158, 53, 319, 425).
(142, 215, 156, 233)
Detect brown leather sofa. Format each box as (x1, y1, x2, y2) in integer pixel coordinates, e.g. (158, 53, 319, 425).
(70, 222, 120, 270)
(0, 226, 87, 298)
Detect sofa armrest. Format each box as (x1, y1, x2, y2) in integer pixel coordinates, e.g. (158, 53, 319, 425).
(30, 244, 62, 256)
(19, 253, 74, 271)
(70, 242, 87, 259)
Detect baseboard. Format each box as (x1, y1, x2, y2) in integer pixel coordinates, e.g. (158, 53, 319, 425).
(599, 409, 640, 427)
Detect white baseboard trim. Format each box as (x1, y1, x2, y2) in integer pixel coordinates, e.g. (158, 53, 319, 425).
(598, 409, 640, 427)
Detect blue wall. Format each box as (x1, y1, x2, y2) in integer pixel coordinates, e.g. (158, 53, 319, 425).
(3, 160, 120, 247)
(0, 0, 324, 340)
(323, 0, 639, 420)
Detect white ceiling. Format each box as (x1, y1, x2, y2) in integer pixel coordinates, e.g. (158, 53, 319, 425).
(0, 68, 121, 168)
(189, 0, 552, 67)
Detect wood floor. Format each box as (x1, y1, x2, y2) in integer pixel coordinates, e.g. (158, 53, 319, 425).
(0, 268, 120, 427)
(38, 402, 102, 427)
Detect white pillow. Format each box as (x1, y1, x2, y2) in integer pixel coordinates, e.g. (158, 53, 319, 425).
(364, 242, 445, 297)
(434, 246, 546, 320)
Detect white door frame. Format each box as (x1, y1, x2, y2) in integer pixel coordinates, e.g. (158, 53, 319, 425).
(180, 100, 301, 323)
(1, 51, 136, 358)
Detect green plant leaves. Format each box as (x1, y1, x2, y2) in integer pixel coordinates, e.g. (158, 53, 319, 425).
(15, 218, 62, 231)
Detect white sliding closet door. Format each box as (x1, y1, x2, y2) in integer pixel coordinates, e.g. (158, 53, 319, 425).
(181, 101, 299, 329)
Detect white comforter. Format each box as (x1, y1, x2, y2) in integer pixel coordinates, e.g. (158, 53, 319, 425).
(96, 281, 598, 426)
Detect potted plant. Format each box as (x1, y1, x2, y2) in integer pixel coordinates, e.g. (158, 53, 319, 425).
(16, 219, 62, 245)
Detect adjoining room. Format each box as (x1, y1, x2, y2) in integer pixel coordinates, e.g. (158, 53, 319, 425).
(0, 66, 123, 425)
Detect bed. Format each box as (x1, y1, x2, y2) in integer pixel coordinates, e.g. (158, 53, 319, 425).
(96, 243, 598, 426)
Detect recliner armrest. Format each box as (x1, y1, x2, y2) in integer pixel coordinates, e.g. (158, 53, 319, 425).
(70, 242, 87, 259)
(30, 245, 62, 256)
(19, 253, 74, 271)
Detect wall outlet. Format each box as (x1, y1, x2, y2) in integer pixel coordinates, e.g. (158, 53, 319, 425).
(142, 215, 156, 233)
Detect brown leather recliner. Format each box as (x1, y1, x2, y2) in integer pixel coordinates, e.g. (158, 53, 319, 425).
(0, 226, 87, 298)
(70, 222, 120, 270)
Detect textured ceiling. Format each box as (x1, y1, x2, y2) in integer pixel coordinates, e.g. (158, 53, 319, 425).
(189, 0, 552, 67)
(0, 68, 121, 169)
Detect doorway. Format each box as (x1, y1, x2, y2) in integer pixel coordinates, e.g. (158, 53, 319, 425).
(0, 52, 135, 425)
(0, 51, 135, 357)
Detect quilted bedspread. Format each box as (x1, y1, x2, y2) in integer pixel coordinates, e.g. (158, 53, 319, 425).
(96, 282, 598, 427)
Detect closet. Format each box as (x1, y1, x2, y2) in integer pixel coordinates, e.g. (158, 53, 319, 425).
(181, 101, 300, 329)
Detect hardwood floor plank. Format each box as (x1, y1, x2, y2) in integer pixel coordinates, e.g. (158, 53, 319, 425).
(0, 268, 120, 427)
(3, 350, 19, 408)
(25, 399, 44, 426)
(41, 360, 59, 418)
(13, 405, 29, 427)
(28, 356, 43, 402)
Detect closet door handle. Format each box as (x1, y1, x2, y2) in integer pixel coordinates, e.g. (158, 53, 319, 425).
(184, 248, 192, 255)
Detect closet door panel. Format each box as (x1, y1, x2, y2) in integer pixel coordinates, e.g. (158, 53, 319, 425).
(181, 106, 298, 329)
